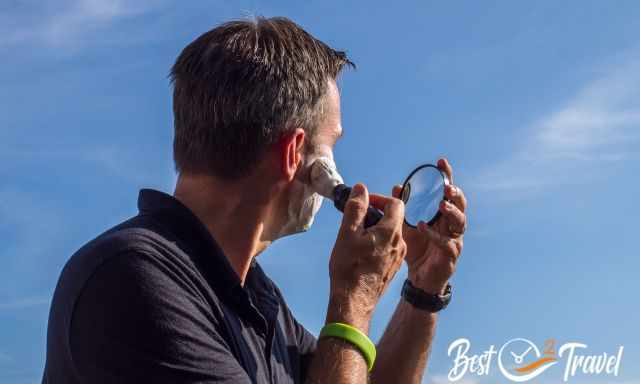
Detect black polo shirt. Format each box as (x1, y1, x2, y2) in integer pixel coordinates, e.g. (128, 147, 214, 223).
(42, 188, 317, 383)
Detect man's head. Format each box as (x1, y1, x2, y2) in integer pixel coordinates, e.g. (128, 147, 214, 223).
(170, 17, 353, 240)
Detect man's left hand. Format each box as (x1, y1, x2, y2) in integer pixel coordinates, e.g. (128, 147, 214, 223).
(392, 158, 467, 295)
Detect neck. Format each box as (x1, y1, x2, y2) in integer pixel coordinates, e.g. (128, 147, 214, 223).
(173, 172, 278, 285)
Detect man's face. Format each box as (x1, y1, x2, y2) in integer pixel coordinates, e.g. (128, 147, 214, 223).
(273, 80, 343, 239)
(311, 79, 344, 156)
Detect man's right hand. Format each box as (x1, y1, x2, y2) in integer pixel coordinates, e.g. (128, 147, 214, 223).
(327, 183, 407, 334)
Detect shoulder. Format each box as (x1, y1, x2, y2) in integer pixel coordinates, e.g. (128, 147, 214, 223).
(61, 218, 213, 319)
(45, 217, 243, 383)
(55, 215, 195, 300)
(67, 250, 244, 383)
(68, 244, 227, 361)
(48, 215, 210, 347)
(70, 249, 212, 331)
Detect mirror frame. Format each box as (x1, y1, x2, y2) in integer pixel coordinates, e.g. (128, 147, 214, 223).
(399, 163, 450, 228)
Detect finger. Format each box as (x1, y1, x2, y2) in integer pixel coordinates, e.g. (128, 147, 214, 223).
(444, 184, 467, 212)
(369, 193, 404, 228)
(340, 183, 369, 233)
(392, 184, 402, 199)
(368, 193, 393, 211)
(439, 200, 466, 236)
(417, 221, 462, 259)
(438, 157, 454, 185)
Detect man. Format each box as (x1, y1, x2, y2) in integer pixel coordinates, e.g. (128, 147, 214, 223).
(42, 16, 467, 384)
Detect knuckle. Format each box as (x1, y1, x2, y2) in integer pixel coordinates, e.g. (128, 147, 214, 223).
(363, 236, 376, 253)
(456, 238, 464, 253)
(377, 225, 395, 241)
(390, 229, 404, 249)
(344, 201, 367, 223)
(345, 198, 367, 213)
(389, 197, 405, 213)
(398, 239, 408, 258)
(445, 240, 458, 258)
(453, 211, 465, 225)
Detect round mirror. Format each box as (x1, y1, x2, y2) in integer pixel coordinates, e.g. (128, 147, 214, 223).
(400, 164, 449, 228)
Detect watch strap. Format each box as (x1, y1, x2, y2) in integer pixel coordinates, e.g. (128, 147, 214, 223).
(401, 279, 452, 312)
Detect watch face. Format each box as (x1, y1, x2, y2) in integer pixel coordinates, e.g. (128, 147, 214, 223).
(497, 338, 558, 382)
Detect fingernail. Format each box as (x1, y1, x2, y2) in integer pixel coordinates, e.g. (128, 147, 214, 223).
(350, 183, 365, 198)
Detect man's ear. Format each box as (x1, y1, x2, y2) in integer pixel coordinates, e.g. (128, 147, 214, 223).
(279, 128, 306, 182)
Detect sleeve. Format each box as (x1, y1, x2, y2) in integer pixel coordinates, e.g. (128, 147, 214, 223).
(293, 313, 316, 358)
(69, 251, 252, 384)
(270, 283, 317, 381)
(292, 314, 317, 382)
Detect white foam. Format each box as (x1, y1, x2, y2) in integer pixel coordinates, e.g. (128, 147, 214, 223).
(309, 157, 344, 200)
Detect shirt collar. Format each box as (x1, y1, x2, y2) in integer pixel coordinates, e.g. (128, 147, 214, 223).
(136, 188, 280, 332)
(137, 188, 242, 295)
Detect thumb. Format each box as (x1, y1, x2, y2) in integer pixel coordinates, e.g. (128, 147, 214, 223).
(340, 183, 369, 233)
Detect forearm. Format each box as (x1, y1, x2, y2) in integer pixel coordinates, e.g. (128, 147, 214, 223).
(370, 299, 437, 384)
(305, 293, 372, 384)
(305, 337, 369, 384)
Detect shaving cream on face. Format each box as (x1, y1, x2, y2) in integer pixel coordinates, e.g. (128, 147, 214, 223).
(310, 156, 344, 199)
(274, 145, 337, 239)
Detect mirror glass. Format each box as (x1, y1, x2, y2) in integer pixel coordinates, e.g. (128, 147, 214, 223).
(400, 164, 448, 227)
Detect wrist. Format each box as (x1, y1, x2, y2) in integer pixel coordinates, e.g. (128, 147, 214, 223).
(319, 322, 377, 371)
(402, 278, 452, 313)
(399, 298, 439, 322)
(407, 271, 448, 295)
(327, 290, 372, 335)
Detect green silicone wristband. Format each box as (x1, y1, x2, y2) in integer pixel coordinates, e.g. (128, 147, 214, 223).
(319, 322, 376, 371)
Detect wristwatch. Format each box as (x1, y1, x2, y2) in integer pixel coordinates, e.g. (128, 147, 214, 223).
(401, 279, 452, 312)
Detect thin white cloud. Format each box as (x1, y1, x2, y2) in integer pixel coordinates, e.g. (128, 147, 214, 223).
(533, 58, 640, 160)
(0, 145, 171, 186)
(0, 146, 172, 303)
(470, 52, 640, 200)
(46, 0, 138, 47)
(0, 0, 165, 49)
(0, 295, 50, 311)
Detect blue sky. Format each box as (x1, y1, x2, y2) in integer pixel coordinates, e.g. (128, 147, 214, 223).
(1, 1, 639, 383)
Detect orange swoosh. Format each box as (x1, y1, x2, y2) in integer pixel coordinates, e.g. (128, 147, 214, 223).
(515, 357, 557, 373)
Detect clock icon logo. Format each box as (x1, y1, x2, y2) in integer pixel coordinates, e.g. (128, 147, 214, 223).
(498, 338, 558, 382)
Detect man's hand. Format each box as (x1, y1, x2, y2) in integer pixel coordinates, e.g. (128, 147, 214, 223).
(327, 183, 407, 333)
(306, 183, 407, 384)
(368, 158, 467, 384)
(392, 158, 467, 294)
